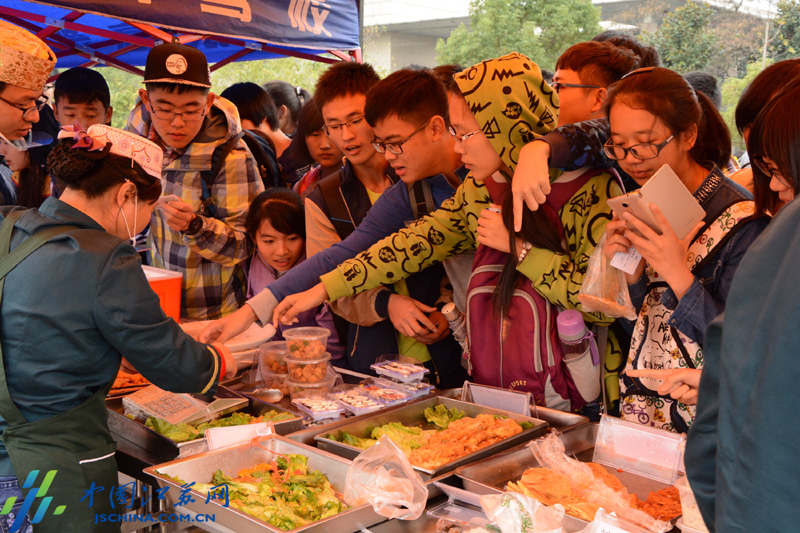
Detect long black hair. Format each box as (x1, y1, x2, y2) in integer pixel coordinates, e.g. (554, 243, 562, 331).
(748, 75, 800, 209)
(493, 189, 565, 317)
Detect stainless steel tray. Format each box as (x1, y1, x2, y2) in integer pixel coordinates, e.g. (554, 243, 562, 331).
(144, 434, 384, 533)
(454, 423, 677, 532)
(107, 387, 302, 463)
(437, 387, 590, 431)
(314, 397, 548, 479)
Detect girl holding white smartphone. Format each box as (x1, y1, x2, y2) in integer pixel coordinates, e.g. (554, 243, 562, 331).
(601, 67, 768, 433)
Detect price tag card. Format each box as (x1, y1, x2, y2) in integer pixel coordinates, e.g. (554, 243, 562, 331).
(463, 383, 531, 417)
(205, 422, 274, 450)
(610, 247, 642, 275)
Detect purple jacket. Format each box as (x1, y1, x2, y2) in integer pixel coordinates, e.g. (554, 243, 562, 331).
(247, 253, 344, 360)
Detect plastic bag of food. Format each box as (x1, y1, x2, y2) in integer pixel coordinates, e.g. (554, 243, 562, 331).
(527, 433, 671, 533)
(344, 435, 427, 520)
(480, 492, 564, 533)
(577, 233, 637, 320)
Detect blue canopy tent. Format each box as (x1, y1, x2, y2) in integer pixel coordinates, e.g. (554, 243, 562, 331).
(0, 0, 361, 78)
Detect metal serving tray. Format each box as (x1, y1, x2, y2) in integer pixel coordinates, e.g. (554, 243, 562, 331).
(144, 434, 384, 533)
(314, 397, 548, 479)
(437, 387, 590, 431)
(454, 423, 678, 532)
(107, 387, 302, 463)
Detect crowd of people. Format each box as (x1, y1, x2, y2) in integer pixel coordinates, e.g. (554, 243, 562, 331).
(1, 14, 800, 533)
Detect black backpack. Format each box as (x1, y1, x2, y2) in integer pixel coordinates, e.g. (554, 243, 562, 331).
(200, 131, 286, 217)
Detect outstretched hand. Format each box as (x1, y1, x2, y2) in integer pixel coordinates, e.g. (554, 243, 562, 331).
(273, 283, 329, 327)
(626, 368, 702, 405)
(512, 141, 552, 232)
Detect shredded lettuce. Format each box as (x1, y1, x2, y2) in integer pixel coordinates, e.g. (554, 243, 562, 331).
(146, 410, 296, 443)
(371, 422, 432, 454)
(423, 405, 466, 429)
(200, 455, 346, 530)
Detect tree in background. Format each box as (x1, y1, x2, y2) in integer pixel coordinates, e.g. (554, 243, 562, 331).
(101, 57, 330, 130)
(720, 59, 768, 154)
(771, 0, 800, 60)
(435, 0, 601, 71)
(646, 1, 720, 73)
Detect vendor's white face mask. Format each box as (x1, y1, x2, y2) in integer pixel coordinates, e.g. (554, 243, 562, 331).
(118, 180, 138, 247)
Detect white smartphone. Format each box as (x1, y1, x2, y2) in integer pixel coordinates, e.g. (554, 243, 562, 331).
(607, 164, 706, 240)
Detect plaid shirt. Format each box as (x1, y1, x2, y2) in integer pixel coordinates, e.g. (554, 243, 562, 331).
(127, 97, 264, 320)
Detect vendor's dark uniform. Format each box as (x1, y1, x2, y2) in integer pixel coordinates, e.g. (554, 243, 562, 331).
(0, 199, 226, 532)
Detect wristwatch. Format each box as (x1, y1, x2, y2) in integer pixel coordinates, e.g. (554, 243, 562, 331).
(182, 214, 204, 236)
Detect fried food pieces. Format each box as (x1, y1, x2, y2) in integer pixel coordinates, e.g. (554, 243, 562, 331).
(409, 414, 522, 469)
(112, 371, 149, 390)
(508, 465, 682, 522)
(631, 486, 682, 521)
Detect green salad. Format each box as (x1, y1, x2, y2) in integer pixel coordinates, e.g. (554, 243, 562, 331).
(194, 454, 346, 530)
(145, 410, 297, 443)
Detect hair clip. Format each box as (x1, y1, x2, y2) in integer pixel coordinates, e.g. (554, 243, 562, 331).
(621, 66, 657, 80)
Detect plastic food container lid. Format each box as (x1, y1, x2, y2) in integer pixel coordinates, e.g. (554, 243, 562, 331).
(332, 391, 382, 415)
(284, 353, 332, 365)
(282, 327, 331, 341)
(291, 398, 344, 420)
(370, 361, 429, 383)
(359, 385, 410, 406)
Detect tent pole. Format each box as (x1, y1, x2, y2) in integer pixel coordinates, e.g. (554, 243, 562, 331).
(210, 49, 254, 72)
(36, 10, 82, 40)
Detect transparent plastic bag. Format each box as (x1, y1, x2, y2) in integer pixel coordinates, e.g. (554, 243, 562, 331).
(578, 233, 637, 320)
(527, 433, 671, 533)
(480, 492, 565, 533)
(344, 435, 427, 520)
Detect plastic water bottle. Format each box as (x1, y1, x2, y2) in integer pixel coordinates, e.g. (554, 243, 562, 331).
(557, 310, 594, 361)
(557, 310, 601, 406)
(441, 302, 469, 353)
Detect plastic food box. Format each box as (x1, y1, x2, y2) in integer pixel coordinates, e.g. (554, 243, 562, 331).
(142, 265, 182, 322)
(283, 327, 330, 360)
(375, 377, 435, 398)
(331, 391, 382, 415)
(358, 384, 410, 406)
(286, 371, 338, 401)
(370, 360, 429, 383)
(292, 397, 344, 421)
(285, 353, 331, 383)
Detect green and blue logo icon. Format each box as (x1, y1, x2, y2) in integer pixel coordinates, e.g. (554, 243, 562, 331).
(0, 470, 65, 532)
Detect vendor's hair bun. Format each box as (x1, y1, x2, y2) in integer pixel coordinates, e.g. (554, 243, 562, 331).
(47, 138, 102, 185)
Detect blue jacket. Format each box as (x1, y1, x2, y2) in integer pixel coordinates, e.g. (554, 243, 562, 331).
(0, 198, 224, 476)
(626, 168, 769, 345)
(685, 198, 798, 533)
(271, 164, 462, 303)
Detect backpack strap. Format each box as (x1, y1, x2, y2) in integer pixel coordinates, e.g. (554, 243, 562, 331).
(200, 131, 245, 218)
(407, 179, 436, 219)
(318, 168, 356, 240)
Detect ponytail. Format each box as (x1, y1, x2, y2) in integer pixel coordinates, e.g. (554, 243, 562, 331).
(493, 189, 564, 317)
(691, 90, 731, 170)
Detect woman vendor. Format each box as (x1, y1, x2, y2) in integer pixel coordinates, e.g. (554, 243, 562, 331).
(0, 123, 236, 533)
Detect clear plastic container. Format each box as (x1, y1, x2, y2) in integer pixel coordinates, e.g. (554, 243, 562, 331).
(331, 390, 382, 415)
(370, 360, 429, 383)
(291, 397, 344, 421)
(282, 327, 331, 360)
(366, 377, 434, 399)
(256, 341, 290, 375)
(359, 384, 410, 406)
(259, 370, 290, 396)
(286, 371, 338, 401)
(675, 476, 709, 532)
(285, 353, 331, 383)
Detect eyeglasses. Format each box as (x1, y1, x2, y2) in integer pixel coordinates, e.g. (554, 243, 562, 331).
(752, 156, 792, 188)
(448, 125, 483, 143)
(603, 135, 674, 161)
(372, 119, 431, 155)
(150, 106, 207, 123)
(550, 82, 601, 94)
(0, 95, 49, 120)
(322, 116, 368, 137)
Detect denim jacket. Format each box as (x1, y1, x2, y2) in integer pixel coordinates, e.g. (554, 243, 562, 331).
(627, 168, 769, 345)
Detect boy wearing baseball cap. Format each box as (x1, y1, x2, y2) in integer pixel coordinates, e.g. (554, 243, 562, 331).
(127, 43, 263, 319)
